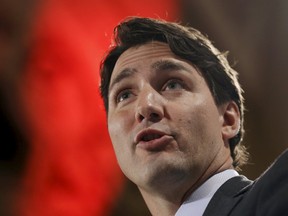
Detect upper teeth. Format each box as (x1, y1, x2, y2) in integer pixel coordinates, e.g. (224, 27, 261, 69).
(142, 134, 161, 141)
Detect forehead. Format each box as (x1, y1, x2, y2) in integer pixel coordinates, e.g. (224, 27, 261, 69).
(111, 42, 176, 79)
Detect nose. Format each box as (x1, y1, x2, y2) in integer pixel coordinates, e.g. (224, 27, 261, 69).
(135, 88, 165, 123)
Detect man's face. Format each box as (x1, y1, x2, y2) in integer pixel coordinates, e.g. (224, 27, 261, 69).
(107, 42, 232, 192)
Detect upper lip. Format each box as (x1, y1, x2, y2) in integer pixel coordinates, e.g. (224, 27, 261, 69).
(134, 128, 168, 144)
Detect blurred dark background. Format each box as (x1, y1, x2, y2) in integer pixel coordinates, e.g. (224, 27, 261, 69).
(180, 0, 288, 178)
(0, 0, 35, 215)
(111, 0, 288, 215)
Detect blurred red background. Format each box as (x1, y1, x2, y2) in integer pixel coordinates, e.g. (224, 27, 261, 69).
(18, 0, 178, 215)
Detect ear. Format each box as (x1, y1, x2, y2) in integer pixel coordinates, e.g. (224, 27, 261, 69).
(219, 101, 240, 144)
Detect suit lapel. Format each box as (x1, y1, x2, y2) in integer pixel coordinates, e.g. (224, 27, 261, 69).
(203, 175, 253, 216)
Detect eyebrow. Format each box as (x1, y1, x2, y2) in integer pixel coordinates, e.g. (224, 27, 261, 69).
(151, 60, 189, 73)
(109, 68, 137, 91)
(109, 60, 190, 91)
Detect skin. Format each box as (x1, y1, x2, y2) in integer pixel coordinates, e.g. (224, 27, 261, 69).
(107, 42, 240, 215)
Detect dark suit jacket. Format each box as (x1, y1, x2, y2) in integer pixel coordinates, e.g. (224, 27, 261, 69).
(203, 149, 288, 216)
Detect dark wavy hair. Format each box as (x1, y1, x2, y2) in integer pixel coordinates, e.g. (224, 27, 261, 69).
(100, 17, 248, 170)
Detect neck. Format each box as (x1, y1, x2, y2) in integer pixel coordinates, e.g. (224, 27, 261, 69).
(139, 188, 182, 216)
(139, 157, 234, 216)
(138, 172, 205, 216)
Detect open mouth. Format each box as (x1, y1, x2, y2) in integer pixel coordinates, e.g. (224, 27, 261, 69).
(135, 129, 174, 151)
(136, 129, 166, 144)
(141, 133, 162, 142)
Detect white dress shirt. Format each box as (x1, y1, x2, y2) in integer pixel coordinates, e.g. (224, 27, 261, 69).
(175, 169, 239, 216)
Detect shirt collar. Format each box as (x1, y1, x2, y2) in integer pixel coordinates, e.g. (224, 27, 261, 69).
(175, 169, 239, 216)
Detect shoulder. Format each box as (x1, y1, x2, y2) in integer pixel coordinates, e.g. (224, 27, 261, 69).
(204, 149, 288, 216)
(249, 149, 288, 214)
(253, 149, 288, 192)
(234, 149, 288, 215)
(203, 175, 252, 216)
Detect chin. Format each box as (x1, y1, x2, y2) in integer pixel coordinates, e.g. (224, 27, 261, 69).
(139, 161, 189, 188)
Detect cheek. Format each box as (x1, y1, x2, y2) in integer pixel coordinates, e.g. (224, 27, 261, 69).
(108, 110, 130, 135)
(108, 112, 134, 153)
(174, 102, 221, 143)
(108, 120, 124, 148)
(107, 117, 133, 177)
(108, 122, 127, 166)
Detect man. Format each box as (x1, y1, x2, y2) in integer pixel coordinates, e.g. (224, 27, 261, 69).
(100, 17, 288, 215)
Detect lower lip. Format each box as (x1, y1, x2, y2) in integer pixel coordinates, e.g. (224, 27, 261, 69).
(136, 135, 174, 151)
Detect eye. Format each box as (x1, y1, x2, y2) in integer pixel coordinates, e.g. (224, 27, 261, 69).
(163, 79, 184, 91)
(116, 89, 133, 103)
